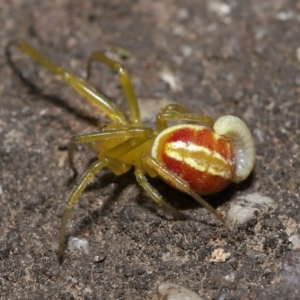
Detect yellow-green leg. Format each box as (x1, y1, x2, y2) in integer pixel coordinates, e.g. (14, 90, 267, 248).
(58, 157, 131, 263)
(156, 104, 214, 131)
(59, 158, 109, 263)
(141, 154, 225, 223)
(87, 51, 141, 126)
(6, 41, 128, 125)
(134, 166, 185, 219)
(68, 127, 154, 174)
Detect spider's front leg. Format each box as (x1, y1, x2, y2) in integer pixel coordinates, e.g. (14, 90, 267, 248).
(86, 51, 141, 125)
(59, 158, 109, 263)
(58, 157, 131, 263)
(6, 41, 128, 124)
(67, 127, 154, 175)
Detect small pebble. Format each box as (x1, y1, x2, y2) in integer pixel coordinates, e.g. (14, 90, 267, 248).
(210, 248, 231, 263)
(209, 2, 231, 16)
(67, 237, 89, 254)
(178, 8, 190, 21)
(180, 45, 193, 57)
(276, 11, 294, 21)
(296, 47, 300, 63)
(93, 254, 106, 263)
(288, 235, 300, 250)
(159, 69, 181, 92)
(227, 193, 277, 228)
(158, 282, 203, 300)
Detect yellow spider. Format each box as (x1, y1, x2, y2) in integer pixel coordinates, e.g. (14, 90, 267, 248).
(6, 42, 255, 263)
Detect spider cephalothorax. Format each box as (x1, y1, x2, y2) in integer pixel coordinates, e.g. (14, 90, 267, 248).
(6, 42, 255, 263)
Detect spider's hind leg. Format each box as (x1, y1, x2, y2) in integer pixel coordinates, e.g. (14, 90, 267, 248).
(140, 154, 225, 224)
(134, 166, 185, 220)
(156, 104, 214, 131)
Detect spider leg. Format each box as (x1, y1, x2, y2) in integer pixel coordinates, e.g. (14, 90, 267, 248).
(86, 51, 141, 125)
(58, 157, 131, 263)
(156, 104, 214, 131)
(58, 158, 108, 263)
(135, 166, 185, 219)
(6, 41, 128, 125)
(68, 127, 154, 174)
(141, 154, 225, 224)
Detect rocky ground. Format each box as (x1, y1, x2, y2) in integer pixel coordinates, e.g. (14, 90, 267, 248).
(1, 0, 300, 299)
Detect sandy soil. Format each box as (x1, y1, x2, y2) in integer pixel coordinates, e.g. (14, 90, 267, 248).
(1, 1, 300, 299)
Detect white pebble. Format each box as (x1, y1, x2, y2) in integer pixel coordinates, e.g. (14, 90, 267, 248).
(209, 2, 231, 16)
(227, 193, 277, 228)
(288, 235, 300, 250)
(159, 69, 181, 92)
(276, 11, 294, 21)
(253, 128, 265, 143)
(180, 45, 193, 57)
(178, 8, 190, 21)
(158, 282, 203, 300)
(67, 236, 89, 254)
(296, 47, 300, 63)
(139, 98, 174, 122)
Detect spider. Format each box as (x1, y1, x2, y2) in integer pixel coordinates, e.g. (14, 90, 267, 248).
(6, 41, 255, 263)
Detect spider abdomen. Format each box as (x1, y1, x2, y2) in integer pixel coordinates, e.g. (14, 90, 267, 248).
(152, 124, 236, 195)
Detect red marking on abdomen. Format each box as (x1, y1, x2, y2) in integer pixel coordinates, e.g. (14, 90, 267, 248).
(156, 125, 235, 195)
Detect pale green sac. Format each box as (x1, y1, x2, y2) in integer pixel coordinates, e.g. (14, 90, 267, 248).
(213, 115, 256, 183)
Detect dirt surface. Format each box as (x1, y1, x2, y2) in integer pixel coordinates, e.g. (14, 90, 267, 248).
(1, 1, 300, 299)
